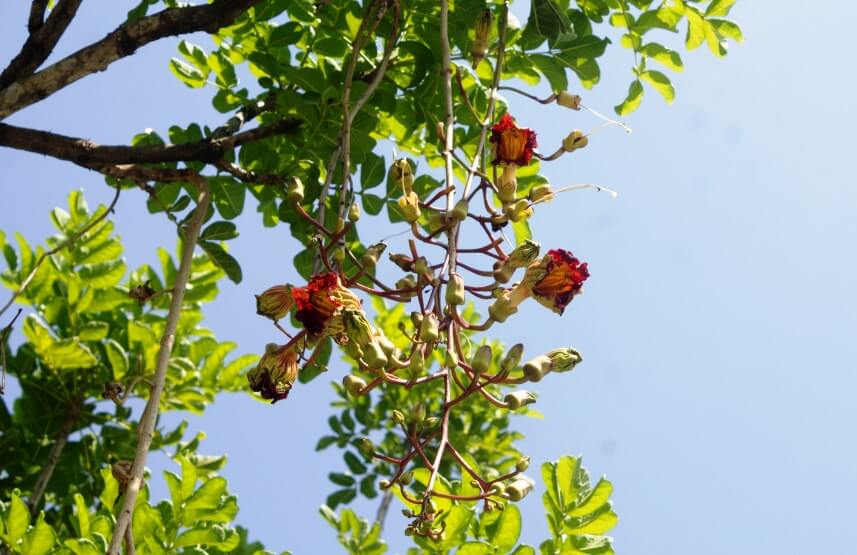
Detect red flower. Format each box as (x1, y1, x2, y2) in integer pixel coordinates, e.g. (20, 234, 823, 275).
(490, 114, 537, 166)
(529, 249, 589, 315)
(291, 273, 361, 337)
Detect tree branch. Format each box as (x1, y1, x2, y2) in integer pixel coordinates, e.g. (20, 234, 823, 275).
(26, 397, 81, 514)
(0, 0, 83, 91)
(28, 0, 49, 34)
(107, 174, 211, 555)
(0, 118, 300, 167)
(0, 0, 262, 119)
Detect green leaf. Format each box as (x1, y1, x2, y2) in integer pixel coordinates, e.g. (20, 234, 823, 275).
(329, 473, 356, 487)
(210, 177, 246, 220)
(78, 259, 126, 288)
(179, 455, 198, 501)
(530, 54, 568, 92)
(343, 451, 367, 474)
(512, 219, 532, 246)
(457, 542, 492, 555)
(641, 70, 675, 103)
(22, 513, 55, 555)
(73, 493, 91, 537)
(99, 466, 119, 511)
(614, 79, 643, 115)
(175, 525, 227, 547)
(103, 338, 129, 380)
(640, 43, 684, 72)
(199, 241, 242, 284)
(439, 506, 472, 550)
(361, 153, 386, 190)
(525, 0, 573, 41)
(170, 58, 207, 88)
(491, 504, 522, 552)
(510, 546, 536, 555)
(316, 435, 337, 451)
(315, 37, 348, 58)
(705, 0, 737, 17)
(685, 7, 707, 50)
(7, 493, 30, 543)
(710, 19, 744, 42)
(78, 321, 109, 341)
(362, 193, 385, 216)
(201, 221, 239, 241)
(45, 339, 98, 370)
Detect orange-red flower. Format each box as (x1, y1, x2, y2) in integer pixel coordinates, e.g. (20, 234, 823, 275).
(247, 344, 298, 403)
(490, 114, 537, 166)
(528, 249, 589, 314)
(291, 273, 361, 337)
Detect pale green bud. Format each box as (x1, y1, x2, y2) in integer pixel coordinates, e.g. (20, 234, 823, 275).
(343, 374, 367, 395)
(556, 91, 582, 110)
(522, 355, 552, 382)
(471, 345, 493, 375)
(504, 390, 536, 410)
(419, 313, 440, 343)
(446, 273, 466, 306)
(348, 201, 361, 222)
(548, 347, 582, 372)
(287, 176, 304, 202)
(500, 343, 525, 374)
(515, 456, 531, 472)
(562, 129, 589, 152)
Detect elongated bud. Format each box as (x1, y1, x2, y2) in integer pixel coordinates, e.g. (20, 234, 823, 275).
(493, 261, 515, 284)
(398, 191, 421, 222)
(419, 313, 439, 343)
(548, 347, 583, 372)
(452, 199, 469, 222)
(504, 390, 536, 410)
(412, 403, 426, 423)
(287, 176, 304, 202)
(413, 257, 434, 282)
(423, 416, 440, 430)
(515, 456, 531, 472)
(374, 331, 397, 356)
(529, 184, 554, 203)
(446, 273, 466, 306)
(470, 9, 494, 68)
(506, 240, 541, 269)
(410, 311, 424, 329)
(523, 355, 552, 382)
(562, 129, 589, 153)
(506, 478, 534, 501)
(400, 470, 414, 485)
(342, 309, 374, 348)
(362, 341, 389, 369)
(343, 374, 367, 395)
(357, 437, 375, 455)
(501, 343, 525, 374)
(396, 274, 418, 295)
(471, 345, 493, 375)
(408, 348, 426, 379)
(436, 121, 446, 143)
(361, 242, 387, 267)
(389, 253, 414, 271)
(444, 348, 459, 370)
(255, 284, 294, 321)
(348, 202, 361, 222)
(392, 410, 406, 424)
(556, 91, 582, 110)
(392, 158, 415, 194)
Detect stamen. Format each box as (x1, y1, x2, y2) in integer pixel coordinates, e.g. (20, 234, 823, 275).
(581, 103, 632, 134)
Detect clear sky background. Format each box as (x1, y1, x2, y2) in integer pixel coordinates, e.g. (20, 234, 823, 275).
(2, 1, 856, 553)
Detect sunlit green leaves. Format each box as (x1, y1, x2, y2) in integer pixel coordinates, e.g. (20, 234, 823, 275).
(640, 69, 675, 103)
(615, 79, 644, 115)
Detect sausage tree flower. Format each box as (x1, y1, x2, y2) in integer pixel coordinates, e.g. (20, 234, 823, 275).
(247, 343, 298, 403)
(490, 114, 538, 203)
(291, 273, 361, 338)
(489, 248, 589, 319)
(255, 284, 294, 321)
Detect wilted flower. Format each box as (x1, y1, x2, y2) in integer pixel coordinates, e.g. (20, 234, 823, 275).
(255, 284, 294, 321)
(555, 91, 582, 110)
(291, 273, 361, 337)
(398, 191, 422, 222)
(247, 344, 298, 403)
(562, 129, 589, 153)
(524, 249, 589, 314)
(470, 8, 494, 68)
(391, 158, 415, 194)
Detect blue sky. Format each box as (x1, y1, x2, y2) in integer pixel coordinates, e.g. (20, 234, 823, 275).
(2, 1, 856, 553)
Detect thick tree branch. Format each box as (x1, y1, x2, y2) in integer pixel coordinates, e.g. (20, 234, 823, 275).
(0, 0, 83, 91)
(0, 118, 300, 167)
(0, 0, 262, 119)
(107, 175, 211, 554)
(28, 0, 49, 34)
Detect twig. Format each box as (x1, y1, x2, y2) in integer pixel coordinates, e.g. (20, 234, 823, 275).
(26, 397, 81, 514)
(107, 175, 211, 554)
(0, 308, 22, 395)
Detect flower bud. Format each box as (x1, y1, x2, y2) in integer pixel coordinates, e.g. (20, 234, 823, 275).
(470, 8, 494, 68)
(548, 347, 583, 372)
(342, 308, 374, 348)
(523, 355, 551, 382)
(419, 313, 439, 343)
(389, 253, 414, 271)
(493, 261, 515, 284)
(361, 242, 387, 267)
(343, 374, 367, 395)
(392, 158, 415, 194)
(398, 191, 422, 222)
(508, 199, 533, 222)
(451, 199, 469, 222)
(488, 295, 518, 323)
(362, 341, 389, 369)
(413, 257, 434, 282)
(396, 274, 418, 295)
(529, 184, 554, 203)
(408, 348, 425, 379)
(255, 284, 294, 321)
(505, 240, 541, 270)
(423, 416, 440, 430)
(332, 247, 345, 265)
(556, 91, 582, 110)
(348, 201, 361, 222)
(392, 410, 406, 424)
(412, 403, 426, 423)
(515, 456, 531, 472)
(357, 437, 374, 455)
(504, 390, 536, 410)
(471, 345, 493, 375)
(562, 129, 589, 153)
(500, 343, 525, 374)
(410, 311, 424, 329)
(444, 348, 459, 370)
(374, 331, 397, 356)
(446, 273, 466, 306)
(506, 478, 534, 501)
(287, 176, 305, 202)
(379, 479, 392, 488)
(491, 483, 506, 496)
(400, 470, 414, 485)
